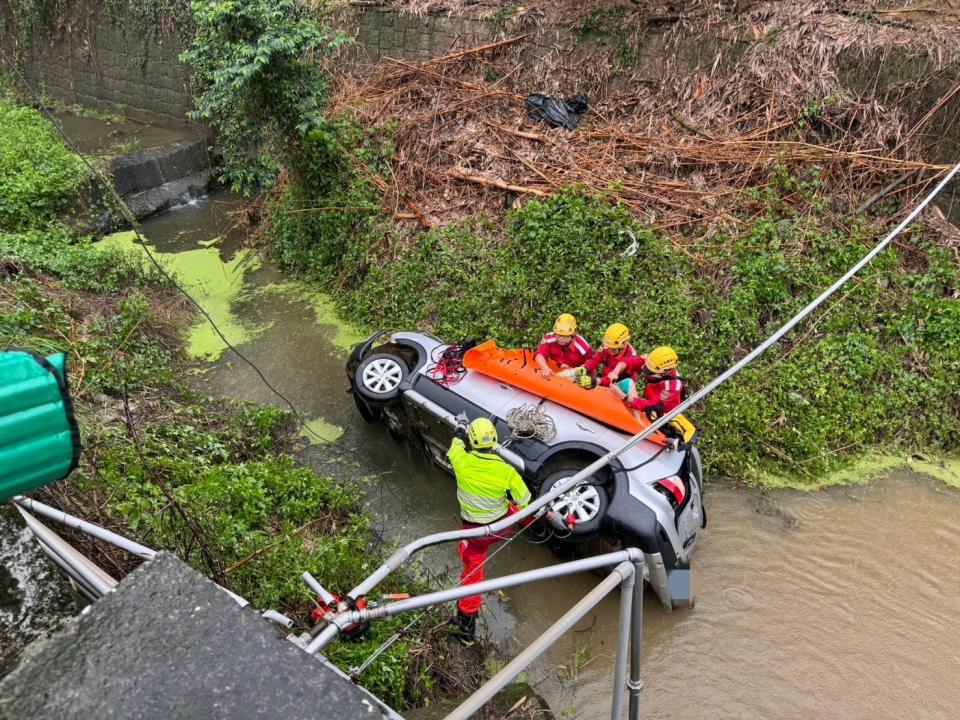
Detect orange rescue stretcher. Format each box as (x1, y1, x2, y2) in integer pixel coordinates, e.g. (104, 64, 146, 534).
(462, 339, 667, 443)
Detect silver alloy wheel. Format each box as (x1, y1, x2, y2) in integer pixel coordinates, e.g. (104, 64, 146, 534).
(547, 478, 602, 524)
(361, 357, 404, 395)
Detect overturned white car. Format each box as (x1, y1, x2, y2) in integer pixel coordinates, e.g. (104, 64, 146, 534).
(347, 331, 705, 610)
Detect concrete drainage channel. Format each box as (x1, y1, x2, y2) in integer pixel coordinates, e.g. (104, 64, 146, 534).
(108, 137, 214, 220)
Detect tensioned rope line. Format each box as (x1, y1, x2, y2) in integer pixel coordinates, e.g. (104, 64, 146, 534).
(0, 48, 332, 445)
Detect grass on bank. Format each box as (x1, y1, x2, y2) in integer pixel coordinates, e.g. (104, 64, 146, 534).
(0, 98, 466, 709)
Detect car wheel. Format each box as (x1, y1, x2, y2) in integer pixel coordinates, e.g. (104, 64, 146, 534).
(355, 353, 408, 404)
(537, 468, 609, 538)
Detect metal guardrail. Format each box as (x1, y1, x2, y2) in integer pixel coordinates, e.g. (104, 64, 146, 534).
(310, 551, 648, 720)
(444, 559, 643, 720)
(13, 493, 649, 719)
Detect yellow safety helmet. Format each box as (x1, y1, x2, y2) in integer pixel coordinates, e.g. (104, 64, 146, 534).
(468, 417, 498, 450)
(602, 323, 631, 351)
(645, 346, 679, 374)
(554, 313, 577, 337)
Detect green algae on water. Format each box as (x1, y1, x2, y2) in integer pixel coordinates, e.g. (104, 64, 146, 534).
(98, 231, 264, 361)
(748, 453, 960, 492)
(254, 282, 367, 351)
(299, 418, 344, 445)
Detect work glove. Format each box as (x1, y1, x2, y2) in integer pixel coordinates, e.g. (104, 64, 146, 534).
(453, 412, 469, 442)
(576, 374, 595, 389)
(633, 401, 664, 420)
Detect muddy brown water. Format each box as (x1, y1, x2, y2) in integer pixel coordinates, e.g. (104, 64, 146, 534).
(3, 194, 960, 719)
(52, 112, 192, 156)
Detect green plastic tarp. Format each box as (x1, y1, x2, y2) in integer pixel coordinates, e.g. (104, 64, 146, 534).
(0, 349, 81, 501)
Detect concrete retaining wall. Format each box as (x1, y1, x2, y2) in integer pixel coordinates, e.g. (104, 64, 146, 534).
(1, 3, 195, 130)
(338, 6, 494, 66)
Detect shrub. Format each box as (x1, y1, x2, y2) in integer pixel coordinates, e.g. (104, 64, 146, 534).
(0, 98, 88, 231)
(181, 0, 350, 194)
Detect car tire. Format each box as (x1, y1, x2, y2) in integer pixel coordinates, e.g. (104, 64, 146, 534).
(352, 391, 378, 423)
(537, 467, 609, 539)
(355, 353, 409, 404)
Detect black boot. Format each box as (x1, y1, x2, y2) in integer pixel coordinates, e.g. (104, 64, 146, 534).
(450, 610, 477, 646)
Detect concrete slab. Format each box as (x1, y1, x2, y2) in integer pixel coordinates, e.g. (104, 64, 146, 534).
(0, 553, 398, 720)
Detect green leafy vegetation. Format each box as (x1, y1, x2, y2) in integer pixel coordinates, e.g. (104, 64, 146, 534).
(269, 116, 392, 278)
(181, 0, 351, 194)
(0, 98, 88, 231)
(0, 95, 459, 709)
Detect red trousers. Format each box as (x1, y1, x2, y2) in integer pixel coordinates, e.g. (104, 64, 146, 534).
(456, 514, 517, 616)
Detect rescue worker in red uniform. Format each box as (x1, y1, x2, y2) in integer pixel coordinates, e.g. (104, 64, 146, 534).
(613, 346, 684, 418)
(448, 416, 533, 645)
(579, 323, 636, 389)
(534, 313, 592, 378)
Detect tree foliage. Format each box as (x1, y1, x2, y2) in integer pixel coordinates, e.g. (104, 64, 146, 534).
(181, 0, 350, 194)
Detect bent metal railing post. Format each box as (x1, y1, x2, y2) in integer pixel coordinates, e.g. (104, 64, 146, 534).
(610, 561, 636, 720)
(308, 160, 960, 656)
(443, 561, 638, 720)
(629, 558, 644, 720)
(309, 552, 645, 720)
(14, 495, 157, 560)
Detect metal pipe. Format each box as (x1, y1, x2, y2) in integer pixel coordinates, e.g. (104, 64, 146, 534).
(13, 496, 156, 560)
(403, 388, 526, 471)
(443, 562, 634, 720)
(18, 508, 116, 598)
(334, 160, 960, 613)
(611, 566, 636, 720)
(307, 549, 644, 653)
(261, 610, 294, 629)
(628, 559, 645, 720)
(34, 537, 100, 600)
(219, 586, 250, 608)
(302, 571, 336, 606)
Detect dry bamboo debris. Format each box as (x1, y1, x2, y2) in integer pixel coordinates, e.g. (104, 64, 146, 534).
(330, 5, 960, 235)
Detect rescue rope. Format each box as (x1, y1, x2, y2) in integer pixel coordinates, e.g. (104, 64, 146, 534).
(428, 343, 471, 385)
(506, 404, 557, 443)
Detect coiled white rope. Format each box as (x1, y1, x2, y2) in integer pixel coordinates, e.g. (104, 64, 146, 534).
(507, 404, 557, 443)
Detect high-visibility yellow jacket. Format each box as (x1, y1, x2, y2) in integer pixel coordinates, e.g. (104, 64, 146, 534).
(447, 438, 532, 524)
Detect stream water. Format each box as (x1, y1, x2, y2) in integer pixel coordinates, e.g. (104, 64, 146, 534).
(3, 193, 959, 718)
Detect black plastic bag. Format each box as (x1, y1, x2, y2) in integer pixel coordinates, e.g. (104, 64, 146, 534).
(525, 93, 589, 130)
